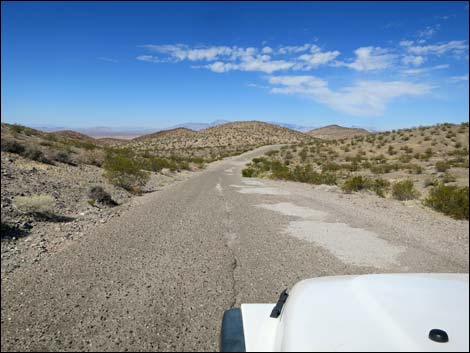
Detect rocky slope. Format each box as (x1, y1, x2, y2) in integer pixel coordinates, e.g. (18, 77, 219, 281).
(127, 121, 315, 160)
(308, 124, 370, 140)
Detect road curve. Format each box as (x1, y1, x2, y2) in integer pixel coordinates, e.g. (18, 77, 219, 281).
(1, 145, 468, 351)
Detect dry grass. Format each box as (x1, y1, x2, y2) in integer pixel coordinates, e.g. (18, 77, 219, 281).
(14, 194, 55, 216)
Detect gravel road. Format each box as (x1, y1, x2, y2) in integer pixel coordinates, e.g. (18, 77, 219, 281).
(1, 145, 468, 351)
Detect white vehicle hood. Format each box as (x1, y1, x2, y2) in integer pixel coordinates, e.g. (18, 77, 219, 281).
(241, 273, 469, 352)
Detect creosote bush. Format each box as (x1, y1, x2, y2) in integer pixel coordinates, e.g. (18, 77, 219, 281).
(435, 161, 450, 173)
(424, 184, 469, 220)
(392, 180, 420, 201)
(341, 176, 390, 197)
(1, 139, 25, 154)
(103, 151, 150, 193)
(88, 186, 117, 206)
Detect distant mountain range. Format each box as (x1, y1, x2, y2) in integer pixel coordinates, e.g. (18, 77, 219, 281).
(28, 120, 375, 139)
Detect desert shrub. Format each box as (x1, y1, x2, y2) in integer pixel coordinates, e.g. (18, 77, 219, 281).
(424, 148, 434, 158)
(342, 175, 369, 193)
(288, 165, 336, 185)
(341, 175, 389, 197)
(88, 186, 116, 206)
(242, 167, 255, 177)
(10, 124, 26, 135)
(424, 185, 469, 220)
(424, 178, 439, 188)
(441, 173, 457, 183)
(299, 148, 308, 161)
(14, 194, 55, 217)
(1, 139, 25, 154)
(392, 180, 420, 201)
(269, 161, 291, 179)
(435, 161, 450, 173)
(55, 151, 74, 165)
(370, 178, 391, 198)
(370, 163, 399, 174)
(39, 141, 54, 147)
(265, 150, 279, 157)
(403, 163, 423, 175)
(22, 147, 52, 164)
(142, 156, 170, 172)
(46, 133, 58, 142)
(322, 162, 341, 172)
(399, 154, 412, 163)
(103, 151, 150, 192)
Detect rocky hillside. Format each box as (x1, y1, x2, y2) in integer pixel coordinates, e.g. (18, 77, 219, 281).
(133, 127, 196, 141)
(243, 122, 469, 219)
(126, 121, 315, 160)
(308, 124, 370, 140)
(1, 123, 197, 274)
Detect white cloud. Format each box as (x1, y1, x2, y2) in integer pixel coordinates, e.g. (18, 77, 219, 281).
(450, 74, 469, 82)
(278, 44, 313, 54)
(297, 50, 341, 69)
(399, 40, 414, 47)
(140, 42, 340, 73)
(435, 15, 455, 20)
(262, 46, 273, 54)
(338, 47, 396, 71)
(136, 55, 160, 63)
(141, 44, 235, 62)
(417, 24, 440, 39)
(406, 40, 469, 56)
(401, 64, 449, 75)
(267, 75, 432, 116)
(205, 61, 238, 73)
(206, 56, 295, 74)
(402, 55, 425, 67)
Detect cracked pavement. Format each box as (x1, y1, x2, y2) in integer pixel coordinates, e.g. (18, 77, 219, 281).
(2, 145, 468, 352)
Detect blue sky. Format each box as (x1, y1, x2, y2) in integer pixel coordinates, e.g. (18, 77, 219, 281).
(1, 1, 469, 131)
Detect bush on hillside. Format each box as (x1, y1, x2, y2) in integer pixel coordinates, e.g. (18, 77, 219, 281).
(14, 194, 56, 218)
(341, 175, 369, 193)
(424, 184, 469, 220)
(435, 161, 451, 173)
(88, 186, 117, 206)
(392, 180, 420, 201)
(103, 151, 150, 193)
(1, 139, 25, 154)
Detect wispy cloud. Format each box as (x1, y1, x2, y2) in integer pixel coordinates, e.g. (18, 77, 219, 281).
(205, 58, 295, 74)
(278, 44, 313, 54)
(402, 55, 425, 67)
(417, 24, 441, 39)
(381, 21, 403, 30)
(406, 40, 469, 57)
(336, 47, 397, 71)
(450, 74, 469, 82)
(267, 75, 432, 116)
(138, 43, 340, 73)
(136, 55, 162, 63)
(99, 57, 118, 63)
(296, 46, 341, 70)
(401, 64, 449, 75)
(435, 15, 455, 20)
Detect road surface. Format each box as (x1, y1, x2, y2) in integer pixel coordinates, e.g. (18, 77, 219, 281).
(1, 145, 468, 351)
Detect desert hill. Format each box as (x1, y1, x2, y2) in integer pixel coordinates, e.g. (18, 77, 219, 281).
(308, 124, 370, 140)
(127, 121, 315, 160)
(133, 127, 196, 141)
